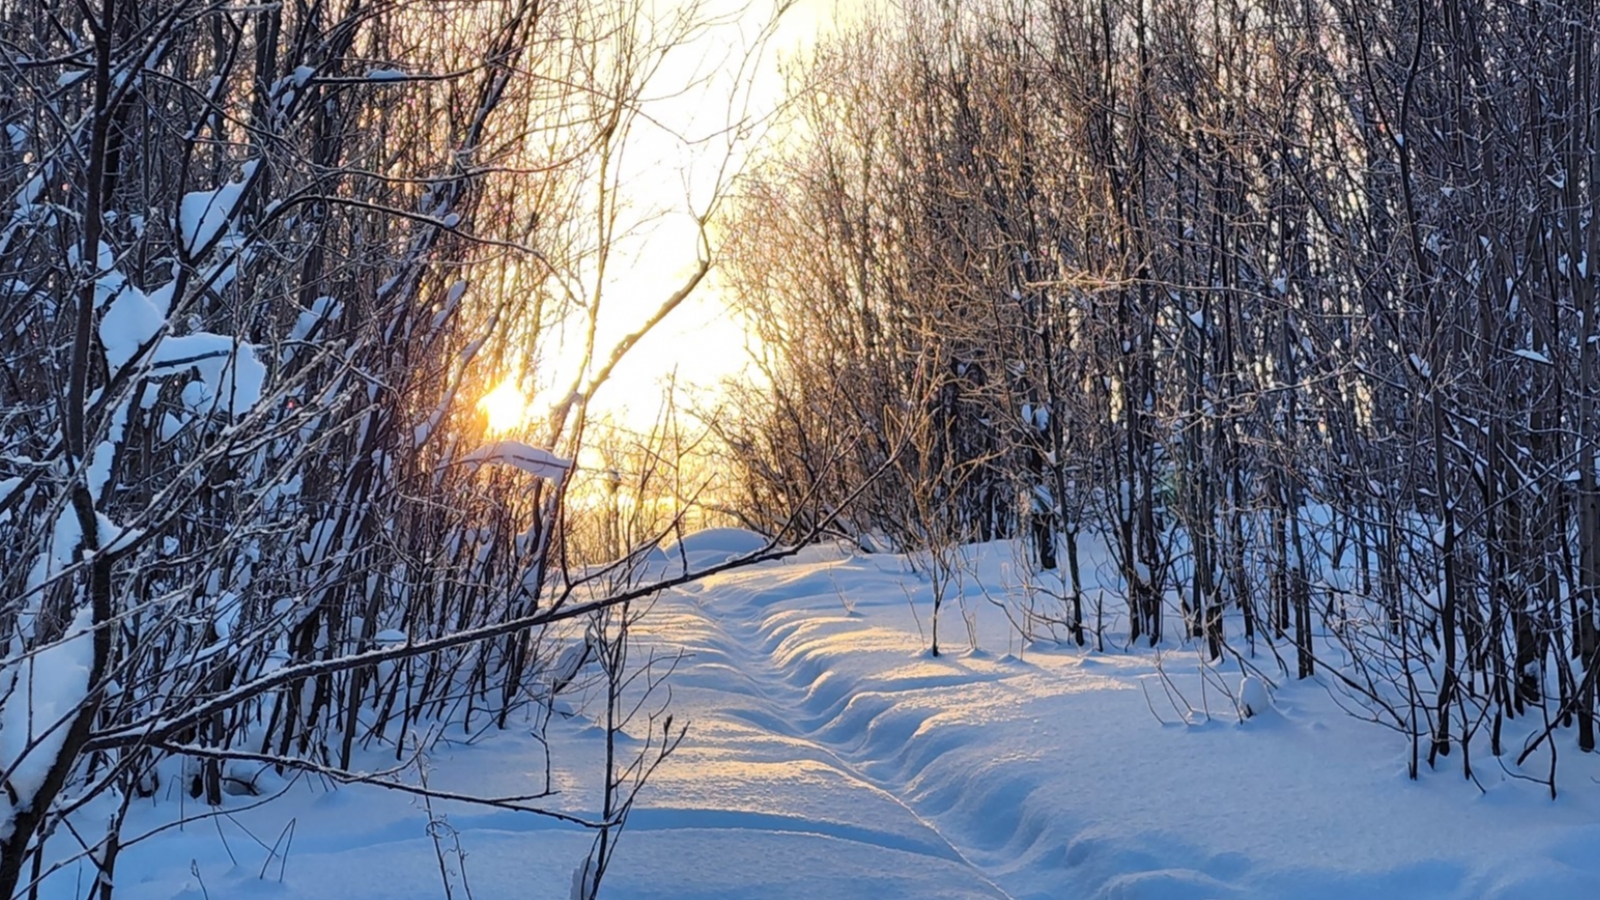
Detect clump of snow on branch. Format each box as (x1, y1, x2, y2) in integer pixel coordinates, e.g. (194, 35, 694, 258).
(98, 281, 171, 374)
(153, 334, 268, 416)
(178, 160, 259, 255)
(0, 608, 94, 841)
(98, 269, 266, 415)
(462, 441, 572, 480)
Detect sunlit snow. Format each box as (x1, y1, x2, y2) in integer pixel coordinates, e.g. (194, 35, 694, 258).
(31, 536, 1600, 900)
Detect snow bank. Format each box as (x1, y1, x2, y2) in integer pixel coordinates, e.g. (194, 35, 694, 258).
(658, 527, 770, 566)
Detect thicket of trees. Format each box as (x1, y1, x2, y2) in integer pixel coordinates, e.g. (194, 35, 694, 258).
(0, 1, 787, 897)
(720, 0, 1600, 785)
(5, 0, 1598, 891)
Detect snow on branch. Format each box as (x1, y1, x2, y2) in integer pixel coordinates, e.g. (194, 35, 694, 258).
(461, 441, 573, 480)
(0, 608, 93, 842)
(178, 160, 259, 257)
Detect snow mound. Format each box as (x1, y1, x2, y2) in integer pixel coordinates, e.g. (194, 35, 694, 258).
(658, 527, 771, 566)
(1239, 675, 1271, 718)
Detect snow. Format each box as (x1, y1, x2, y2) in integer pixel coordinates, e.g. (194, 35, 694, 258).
(178, 160, 259, 255)
(290, 296, 342, 342)
(1239, 674, 1271, 718)
(658, 526, 770, 566)
(25, 508, 85, 609)
(0, 608, 94, 841)
(1020, 402, 1049, 430)
(22, 537, 1600, 900)
(98, 513, 141, 555)
(462, 441, 573, 480)
(0, 476, 21, 507)
(98, 283, 166, 372)
(153, 333, 268, 416)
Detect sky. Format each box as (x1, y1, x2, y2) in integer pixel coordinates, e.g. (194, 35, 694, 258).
(567, 0, 858, 427)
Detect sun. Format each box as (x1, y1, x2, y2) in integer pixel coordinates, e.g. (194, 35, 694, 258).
(478, 378, 530, 433)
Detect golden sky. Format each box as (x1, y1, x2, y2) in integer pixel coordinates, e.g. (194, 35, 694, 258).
(569, 0, 858, 427)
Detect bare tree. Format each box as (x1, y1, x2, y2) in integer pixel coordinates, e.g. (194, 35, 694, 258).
(718, 0, 1600, 790)
(0, 0, 801, 896)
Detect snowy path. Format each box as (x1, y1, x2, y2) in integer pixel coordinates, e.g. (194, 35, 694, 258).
(602, 573, 1016, 899)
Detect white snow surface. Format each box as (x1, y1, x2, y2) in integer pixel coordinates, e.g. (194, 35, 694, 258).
(657, 526, 771, 566)
(98, 275, 264, 415)
(31, 539, 1600, 900)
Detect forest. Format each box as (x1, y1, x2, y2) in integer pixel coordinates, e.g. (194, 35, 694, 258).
(3, 0, 1600, 898)
(720, 0, 1600, 776)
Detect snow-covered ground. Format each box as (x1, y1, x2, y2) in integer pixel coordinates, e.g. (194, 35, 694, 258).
(53, 537, 1600, 900)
